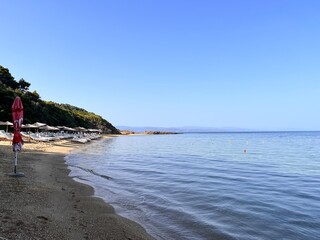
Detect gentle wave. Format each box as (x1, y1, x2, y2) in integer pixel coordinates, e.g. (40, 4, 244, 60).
(67, 132, 320, 240)
(71, 165, 112, 180)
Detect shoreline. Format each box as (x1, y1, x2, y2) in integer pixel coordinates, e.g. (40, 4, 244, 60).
(0, 138, 153, 240)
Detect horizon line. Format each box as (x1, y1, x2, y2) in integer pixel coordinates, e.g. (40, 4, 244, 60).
(116, 126, 320, 132)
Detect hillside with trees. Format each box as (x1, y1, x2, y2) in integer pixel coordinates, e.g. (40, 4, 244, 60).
(0, 65, 119, 133)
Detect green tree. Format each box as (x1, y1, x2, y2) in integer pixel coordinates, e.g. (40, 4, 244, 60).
(0, 66, 19, 89)
(0, 64, 120, 133)
(23, 91, 40, 102)
(18, 78, 31, 91)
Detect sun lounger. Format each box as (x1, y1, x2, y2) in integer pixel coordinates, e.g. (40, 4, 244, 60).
(29, 133, 51, 142)
(0, 130, 13, 141)
(72, 136, 89, 144)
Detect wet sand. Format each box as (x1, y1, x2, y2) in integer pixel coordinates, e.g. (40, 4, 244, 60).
(0, 139, 153, 240)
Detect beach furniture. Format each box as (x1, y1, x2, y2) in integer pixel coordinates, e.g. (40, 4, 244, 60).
(72, 135, 89, 143)
(29, 133, 50, 142)
(0, 130, 13, 141)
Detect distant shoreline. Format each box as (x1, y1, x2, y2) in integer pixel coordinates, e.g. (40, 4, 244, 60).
(117, 126, 320, 134)
(120, 130, 181, 135)
(118, 130, 320, 135)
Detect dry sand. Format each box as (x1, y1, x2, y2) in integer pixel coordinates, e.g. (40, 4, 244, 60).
(0, 139, 153, 240)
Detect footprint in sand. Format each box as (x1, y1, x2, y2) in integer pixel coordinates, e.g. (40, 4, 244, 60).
(16, 220, 24, 226)
(36, 216, 49, 223)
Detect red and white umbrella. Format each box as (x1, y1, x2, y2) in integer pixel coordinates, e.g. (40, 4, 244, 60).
(10, 97, 24, 176)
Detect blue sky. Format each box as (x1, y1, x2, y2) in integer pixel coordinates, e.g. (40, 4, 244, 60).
(1, 0, 319, 130)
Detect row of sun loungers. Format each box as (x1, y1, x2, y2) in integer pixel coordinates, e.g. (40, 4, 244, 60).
(1, 122, 103, 144)
(71, 133, 102, 144)
(6, 131, 102, 143)
(21, 132, 75, 142)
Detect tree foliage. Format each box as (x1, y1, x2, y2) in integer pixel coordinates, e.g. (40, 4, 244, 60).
(0, 65, 119, 133)
(18, 78, 31, 91)
(0, 66, 19, 89)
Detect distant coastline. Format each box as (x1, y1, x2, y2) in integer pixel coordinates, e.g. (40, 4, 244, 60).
(117, 126, 252, 133)
(120, 130, 180, 135)
(117, 126, 320, 133)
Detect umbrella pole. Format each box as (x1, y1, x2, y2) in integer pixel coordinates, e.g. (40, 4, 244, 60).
(9, 150, 24, 177)
(14, 151, 18, 174)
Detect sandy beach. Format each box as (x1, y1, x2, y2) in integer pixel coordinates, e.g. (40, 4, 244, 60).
(0, 139, 153, 240)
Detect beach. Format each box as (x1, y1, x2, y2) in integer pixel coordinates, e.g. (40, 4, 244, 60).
(0, 139, 153, 240)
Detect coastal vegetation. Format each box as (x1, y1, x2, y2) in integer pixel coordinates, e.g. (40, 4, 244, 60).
(0, 65, 119, 133)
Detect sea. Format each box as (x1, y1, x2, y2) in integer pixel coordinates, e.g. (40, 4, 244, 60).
(66, 132, 320, 240)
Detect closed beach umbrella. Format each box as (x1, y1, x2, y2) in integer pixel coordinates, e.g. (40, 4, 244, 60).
(10, 97, 25, 177)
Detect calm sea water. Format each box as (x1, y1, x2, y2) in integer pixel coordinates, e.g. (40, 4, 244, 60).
(66, 132, 320, 240)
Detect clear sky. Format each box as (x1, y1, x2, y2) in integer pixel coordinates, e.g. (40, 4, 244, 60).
(1, 0, 319, 130)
